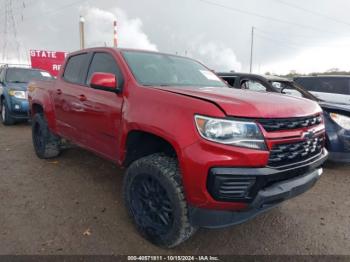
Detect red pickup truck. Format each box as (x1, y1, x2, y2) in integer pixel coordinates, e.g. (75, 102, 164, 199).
(28, 47, 328, 248)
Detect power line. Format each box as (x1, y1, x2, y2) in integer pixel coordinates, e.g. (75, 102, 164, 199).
(198, 0, 342, 36)
(256, 28, 350, 48)
(23, 0, 90, 21)
(256, 27, 327, 40)
(274, 0, 350, 27)
(255, 33, 302, 50)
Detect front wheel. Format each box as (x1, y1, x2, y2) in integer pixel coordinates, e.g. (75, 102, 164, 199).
(123, 154, 197, 248)
(32, 113, 61, 159)
(1, 99, 15, 126)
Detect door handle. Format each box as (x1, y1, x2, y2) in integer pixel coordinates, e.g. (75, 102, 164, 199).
(56, 89, 62, 95)
(79, 94, 87, 102)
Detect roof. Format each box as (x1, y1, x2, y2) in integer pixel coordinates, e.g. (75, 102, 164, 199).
(217, 72, 292, 82)
(295, 75, 350, 79)
(263, 75, 292, 82)
(70, 47, 190, 60)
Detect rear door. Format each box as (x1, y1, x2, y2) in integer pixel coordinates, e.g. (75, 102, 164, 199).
(55, 53, 91, 142)
(77, 51, 125, 160)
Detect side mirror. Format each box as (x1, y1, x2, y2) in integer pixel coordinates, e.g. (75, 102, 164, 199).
(90, 72, 119, 93)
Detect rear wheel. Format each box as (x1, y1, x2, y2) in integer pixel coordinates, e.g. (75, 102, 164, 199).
(123, 154, 196, 248)
(32, 113, 61, 159)
(1, 99, 15, 126)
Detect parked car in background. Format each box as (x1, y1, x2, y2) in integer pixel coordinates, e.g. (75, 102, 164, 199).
(0, 65, 53, 125)
(219, 72, 350, 163)
(29, 48, 327, 248)
(294, 76, 350, 105)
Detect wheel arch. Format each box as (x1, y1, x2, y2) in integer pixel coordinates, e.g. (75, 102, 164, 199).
(123, 129, 181, 167)
(30, 100, 57, 132)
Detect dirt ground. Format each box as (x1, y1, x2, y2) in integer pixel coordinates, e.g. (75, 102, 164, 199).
(0, 122, 349, 255)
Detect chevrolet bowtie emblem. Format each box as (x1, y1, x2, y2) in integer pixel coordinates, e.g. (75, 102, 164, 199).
(302, 130, 315, 140)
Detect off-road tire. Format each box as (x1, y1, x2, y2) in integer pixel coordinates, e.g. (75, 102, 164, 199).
(123, 153, 197, 248)
(1, 99, 15, 126)
(32, 113, 61, 159)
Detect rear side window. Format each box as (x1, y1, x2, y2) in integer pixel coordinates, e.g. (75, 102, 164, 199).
(318, 78, 350, 95)
(296, 77, 350, 95)
(0, 68, 4, 82)
(63, 54, 88, 84)
(295, 78, 320, 92)
(86, 53, 123, 87)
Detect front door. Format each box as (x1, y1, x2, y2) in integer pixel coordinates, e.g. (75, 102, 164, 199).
(75, 52, 125, 160)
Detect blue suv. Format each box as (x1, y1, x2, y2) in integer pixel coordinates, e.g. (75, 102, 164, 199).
(0, 66, 53, 125)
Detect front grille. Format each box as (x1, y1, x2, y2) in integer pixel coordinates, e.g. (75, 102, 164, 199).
(207, 175, 256, 201)
(258, 115, 322, 132)
(268, 136, 324, 167)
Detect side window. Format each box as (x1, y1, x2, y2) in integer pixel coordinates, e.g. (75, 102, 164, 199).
(0, 69, 3, 83)
(295, 78, 320, 92)
(86, 53, 123, 88)
(222, 76, 236, 87)
(319, 78, 350, 95)
(241, 79, 267, 92)
(63, 53, 88, 84)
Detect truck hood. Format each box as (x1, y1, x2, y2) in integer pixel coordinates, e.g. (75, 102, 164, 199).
(5, 82, 29, 91)
(156, 86, 321, 118)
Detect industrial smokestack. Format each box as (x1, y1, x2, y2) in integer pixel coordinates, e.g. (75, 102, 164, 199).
(79, 16, 85, 49)
(113, 20, 118, 48)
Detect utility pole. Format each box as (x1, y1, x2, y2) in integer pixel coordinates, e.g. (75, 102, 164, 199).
(249, 26, 255, 73)
(113, 20, 118, 48)
(79, 16, 85, 49)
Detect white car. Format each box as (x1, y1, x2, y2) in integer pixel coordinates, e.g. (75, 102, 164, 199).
(294, 76, 350, 105)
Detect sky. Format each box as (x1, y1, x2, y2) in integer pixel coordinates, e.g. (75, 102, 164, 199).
(1, 0, 350, 74)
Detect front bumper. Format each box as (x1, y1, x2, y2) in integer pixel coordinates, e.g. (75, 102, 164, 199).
(188, 148, 328, 228)
(324, 114, 350, 163)
(190, 167, 323, 228)
(9, 98, 29, 120)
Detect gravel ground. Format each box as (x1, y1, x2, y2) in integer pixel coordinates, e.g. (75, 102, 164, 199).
(0, 122, 349, 255)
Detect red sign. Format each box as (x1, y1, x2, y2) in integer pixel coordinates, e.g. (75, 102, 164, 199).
(30, 50, 69, 77)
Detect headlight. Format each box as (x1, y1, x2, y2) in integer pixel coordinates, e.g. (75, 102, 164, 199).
(195, 115, 266, 150)
(330, 113, 350, 130)
(8, 90, 26, 99)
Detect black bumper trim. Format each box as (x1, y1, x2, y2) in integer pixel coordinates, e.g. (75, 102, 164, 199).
(207, 149, 328, 202)
(190, 168, 323, 229)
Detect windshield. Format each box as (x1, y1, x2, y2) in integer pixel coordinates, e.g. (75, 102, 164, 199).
(5, 68, 53, 83)
(122, 51, 227, 87)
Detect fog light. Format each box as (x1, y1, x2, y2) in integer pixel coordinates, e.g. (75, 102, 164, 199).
(14, 104, 20, 110)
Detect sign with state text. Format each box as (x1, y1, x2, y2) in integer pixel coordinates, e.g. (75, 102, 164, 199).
(30, 50, 69, 77)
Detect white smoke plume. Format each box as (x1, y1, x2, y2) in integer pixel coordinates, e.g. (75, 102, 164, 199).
(189, 41, 242, 72)
(82, 7, 158, 51)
